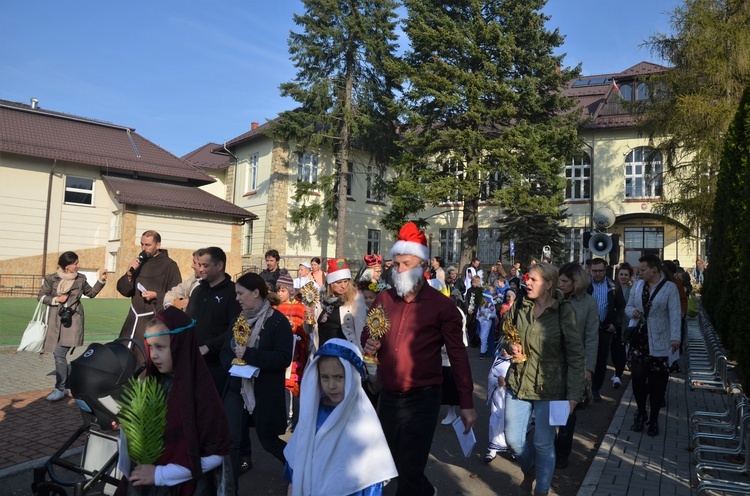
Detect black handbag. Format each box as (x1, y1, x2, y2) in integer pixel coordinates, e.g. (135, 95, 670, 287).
(577, 382, 593, 410)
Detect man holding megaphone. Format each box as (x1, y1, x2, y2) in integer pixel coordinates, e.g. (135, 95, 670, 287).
(117, 230, 182, 349)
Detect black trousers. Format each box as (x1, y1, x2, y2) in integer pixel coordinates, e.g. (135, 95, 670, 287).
(631, 361, 670, 424)
(610, 327, 627, 379)
(592, 329, 614, 392)
(378, 386, 442, 496)
(555, 410, 577, 459)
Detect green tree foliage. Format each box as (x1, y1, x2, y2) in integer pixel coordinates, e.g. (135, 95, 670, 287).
(270, 0, 401, 257)
(384, 0, 581, 268)
(638, 0, 750, 236)
(703, 83, 750, 384)
(117, 377, 167, 465)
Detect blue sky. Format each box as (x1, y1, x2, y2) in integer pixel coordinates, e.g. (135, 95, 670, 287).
(0, 0, 680, 157)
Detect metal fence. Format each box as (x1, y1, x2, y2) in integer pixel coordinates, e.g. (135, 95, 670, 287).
(0, 274, 41, 297)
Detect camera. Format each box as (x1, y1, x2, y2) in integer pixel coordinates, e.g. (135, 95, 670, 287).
(59, 305, 74, 328)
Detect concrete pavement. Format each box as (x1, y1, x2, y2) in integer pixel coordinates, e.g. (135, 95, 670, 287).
(0, 317, 739, 495)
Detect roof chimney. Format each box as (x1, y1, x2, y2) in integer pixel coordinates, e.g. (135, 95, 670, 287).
(251, 122, 259, 130)
(30, 98, 39, 109)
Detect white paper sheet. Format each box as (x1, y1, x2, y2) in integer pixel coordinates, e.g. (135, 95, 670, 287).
(229, 364, 260, 379)
(549, 400, 571, 426)
(451, 416, 476, 458)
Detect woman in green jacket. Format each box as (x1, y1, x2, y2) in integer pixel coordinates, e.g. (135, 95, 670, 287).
(504, 263, 585, 496)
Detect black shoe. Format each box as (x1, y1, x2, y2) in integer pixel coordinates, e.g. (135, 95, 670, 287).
(555, 456, 568, 469)
(240, 457, 253, 473)
(593, 390, 602, 402)
(647, 421, 659, 437)
(631, 412, 646, 432)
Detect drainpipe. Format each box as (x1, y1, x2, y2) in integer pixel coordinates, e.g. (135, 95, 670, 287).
(223, 142, 238, 204)
(582, 140, 594, 231)
(42, 159, 57, 278)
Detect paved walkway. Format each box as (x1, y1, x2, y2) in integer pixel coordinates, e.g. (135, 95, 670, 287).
(0, 318, 739, 494)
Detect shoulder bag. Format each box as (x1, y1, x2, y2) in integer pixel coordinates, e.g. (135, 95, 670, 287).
(18, 300, 49, 353)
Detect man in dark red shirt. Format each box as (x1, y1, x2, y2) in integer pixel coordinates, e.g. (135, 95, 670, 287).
(364, 222, 476, 496)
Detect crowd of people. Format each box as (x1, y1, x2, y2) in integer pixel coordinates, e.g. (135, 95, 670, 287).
(36, 226, 703, 495)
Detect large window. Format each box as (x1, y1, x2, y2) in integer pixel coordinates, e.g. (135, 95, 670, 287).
(367, 229, 380, 255)
(64, 176, 94, 206)
(564, 152, 591, 200)
(440, 229, 461, 264)
(478, 228, 502, 264)
(243, 222, 253, 255)
(366, 166, 384, 201)
(246, 154, 258, 192)
(297, 153, 318, 184)
(625, 147, 663, 199)
(479, 171, 503, 202)
(565, 228, 586, 263)
(623, 227, 663, 267)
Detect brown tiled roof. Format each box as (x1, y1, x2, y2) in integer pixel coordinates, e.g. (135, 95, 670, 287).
(181, 143, 231, 170)
(224, 118, 278, 149)
(102, 175, 256, 220)
(562, 61, 669, 129)
(0, 99, 213, 184)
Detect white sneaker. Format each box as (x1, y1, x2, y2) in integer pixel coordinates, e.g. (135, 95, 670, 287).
(441, 409, 458, 425)
(611, 376, 622, 389)
(46, 388, 67, 402)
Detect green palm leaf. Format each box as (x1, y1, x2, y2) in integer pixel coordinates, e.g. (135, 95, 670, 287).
(116, 376, 167, 465)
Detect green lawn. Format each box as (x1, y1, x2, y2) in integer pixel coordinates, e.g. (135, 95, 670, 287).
(0, 298, 131, 347)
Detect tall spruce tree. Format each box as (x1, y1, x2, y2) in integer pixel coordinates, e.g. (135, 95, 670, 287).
(638, 0, 750, 239)
(270, 0, 400, 257)
(702, 83, 750, 361)
(384, 0, 581, 269)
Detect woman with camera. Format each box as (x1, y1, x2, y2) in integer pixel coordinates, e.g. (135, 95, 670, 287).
(38, 251, 107, 402)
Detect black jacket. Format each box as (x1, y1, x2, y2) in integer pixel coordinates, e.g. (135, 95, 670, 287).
(186, 274, 242, 359)
(587, 277, 620, 330)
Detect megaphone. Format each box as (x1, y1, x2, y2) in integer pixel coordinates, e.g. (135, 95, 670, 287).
(593, 207, 616, 230)
(589, 233, 613, 256)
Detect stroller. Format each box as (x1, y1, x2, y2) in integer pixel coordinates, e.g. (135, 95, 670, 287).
(32, 339, 145, 496)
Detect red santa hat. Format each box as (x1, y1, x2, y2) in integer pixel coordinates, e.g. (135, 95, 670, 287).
(390, 222, 429, 262)
(363, 254, 382, 268)
(326, 258, 352, 284)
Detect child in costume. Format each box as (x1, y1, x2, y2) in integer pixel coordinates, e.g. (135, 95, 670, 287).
(484, 342, 512, 463)
(477, 289, 496, 358)
(117, 306, 233, 495)
(283, 338, 397, 496)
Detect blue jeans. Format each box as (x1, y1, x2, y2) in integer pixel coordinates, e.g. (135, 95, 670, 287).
(504, 389, 556, 494)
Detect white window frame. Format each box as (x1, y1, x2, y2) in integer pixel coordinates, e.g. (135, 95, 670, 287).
(297, 153, 319, 184)
(243, 222, 253, 255)
(109, 211, 121, 241)
(439, 229, 461, 264)
(246, 153, 258, 192)
(64, 176, 94, 206)
(564, 152, 591, 200)
(367, 229, 380, 255)
(366, 166, 384, 201)
(625, 147, 663, 199)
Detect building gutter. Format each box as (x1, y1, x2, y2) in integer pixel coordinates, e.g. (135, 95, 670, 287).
(42, 159, 57, 278)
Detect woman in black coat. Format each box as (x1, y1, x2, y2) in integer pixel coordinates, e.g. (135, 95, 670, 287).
(221, 272, 293, 490)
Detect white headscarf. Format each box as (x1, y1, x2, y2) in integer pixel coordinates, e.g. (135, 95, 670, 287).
(284, 338, 397, 496)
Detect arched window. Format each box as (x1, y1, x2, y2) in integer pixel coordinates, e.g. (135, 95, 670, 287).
(636, 83, 650, 101)
(619, 83, 632, 101)
(624, 147, 663, 198)
(564, 152, 591, 200)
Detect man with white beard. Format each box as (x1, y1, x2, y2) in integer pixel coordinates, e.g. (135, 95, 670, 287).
(364, 222, 476, 496)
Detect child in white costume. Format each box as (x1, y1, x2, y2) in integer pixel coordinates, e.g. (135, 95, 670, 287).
(477, 289, 496, 358)
(283, 338, 397, 496)
(485, 343, 512, 463)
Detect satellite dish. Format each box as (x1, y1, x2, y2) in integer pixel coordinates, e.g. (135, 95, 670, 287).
(593, 207, 616, 230)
